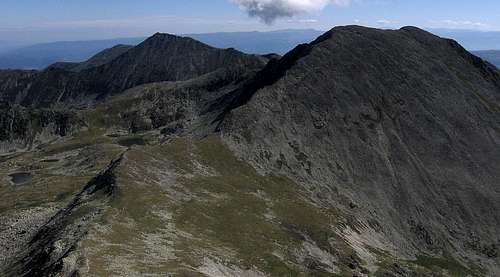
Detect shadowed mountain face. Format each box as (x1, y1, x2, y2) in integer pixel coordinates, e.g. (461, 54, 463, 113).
(84, 33, 267, 94)
(221, 25, 500, 272)
(0, 26, 499, 276)
(0, 33, 268, 107)
(0, 70, 38, 103)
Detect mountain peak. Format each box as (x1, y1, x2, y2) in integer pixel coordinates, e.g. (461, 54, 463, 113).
(310, 25, 435, 45)
(1, 25, 500, 276)
(219, 24, 500, 276)
(136, 32, 217, 53)
(149, 32, 182, 40)
(1, 32, 269, 107)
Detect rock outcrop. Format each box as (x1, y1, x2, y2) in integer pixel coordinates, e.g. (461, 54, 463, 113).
(0, 70, 37, 104)
(0, 33, 268, 107)
(220, 25, 500, 273)
(0, 104, 83, 153)
(1, 26, 499, 276)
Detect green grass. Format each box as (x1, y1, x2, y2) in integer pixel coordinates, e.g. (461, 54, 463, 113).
(372, 247, 485, 277)
(3, 127, 487, 276)
(117, 136, 146, 147)
(413, 255, 482, 277)
(170, 135, 347, 276)
(41, 127, 111, 155)
(0, 121, 123, 215)
(79, 135, 350, 276)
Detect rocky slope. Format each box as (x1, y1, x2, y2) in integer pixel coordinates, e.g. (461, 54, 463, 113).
(220, 25, 500, 274)
(0, 33, 269, 152)
(0, 104, 83, 153)
(0, 26, 499, 276)
(0, 70, 38, 104)
(0, 33, 268, 107)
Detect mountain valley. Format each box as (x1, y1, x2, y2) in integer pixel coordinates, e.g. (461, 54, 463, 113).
(0, 25, 499, 277)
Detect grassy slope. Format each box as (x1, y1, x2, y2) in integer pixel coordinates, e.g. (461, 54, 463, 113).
(81, 135, 356, 276)
(0, 107, 487, 276)
(78, 134, 485, 276)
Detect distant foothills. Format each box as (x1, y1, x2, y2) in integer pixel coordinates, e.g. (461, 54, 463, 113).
(0, 28, 500, 70)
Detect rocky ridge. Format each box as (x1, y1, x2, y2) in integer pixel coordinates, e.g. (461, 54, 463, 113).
(220, 25, 500, 273)
(0, 33, 268, 107)
(0, 26, 499, 276)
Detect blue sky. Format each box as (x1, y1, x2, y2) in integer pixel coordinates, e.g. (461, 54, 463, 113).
(1, 0, 499, 43)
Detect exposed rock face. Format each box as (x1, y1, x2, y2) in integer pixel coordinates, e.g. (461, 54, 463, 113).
(0, 70, 37, 103)
(94, 65, 257, 136)
(220, 25, 500, 271)
(86, 33, 267, 92)
(4, 154, 124, 277)
(0, 104, 83, 153)
(1, 26, 500, 276)
(0, 33, 268, 152)
(0, 33, 268, 107)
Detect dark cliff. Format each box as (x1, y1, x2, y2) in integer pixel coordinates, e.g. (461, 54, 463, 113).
(221, 25, 500, 271)
(1, 26, 499, 276)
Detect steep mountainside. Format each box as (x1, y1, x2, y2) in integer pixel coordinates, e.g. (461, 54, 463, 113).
(0, 33, 268, 152)
(0, 29, 323, 69)
(0, 70, 38, 103)
(0, 104, 83, 152)
(82, 33, 267, 96)
(0, 33, 268, 107)
(0, 26, 499, 277)
(220, 25, 500, 273)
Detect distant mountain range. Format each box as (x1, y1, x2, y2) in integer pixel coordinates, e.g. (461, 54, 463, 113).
(473, 50, 500, 67)
(1, 28, 500, 70)
(0, 33, 268, 107)
(431, 29, 500, 50)
(0, 37, 145, 70)
(0, 29, 324, 70)
(188, 29, 323, 55)
(0, 41, 27, 54)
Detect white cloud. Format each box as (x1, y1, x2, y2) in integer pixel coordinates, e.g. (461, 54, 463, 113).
(287, 18, 319, 23)
(429, 19, 490, 30)
(230, 0, 351, 24)
(376, 19, 391, 25)
(376, 19, 398, 27)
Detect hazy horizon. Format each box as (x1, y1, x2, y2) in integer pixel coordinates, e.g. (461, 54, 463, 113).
(1, 0, 499, 44)
(2, 27, 500, 53)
